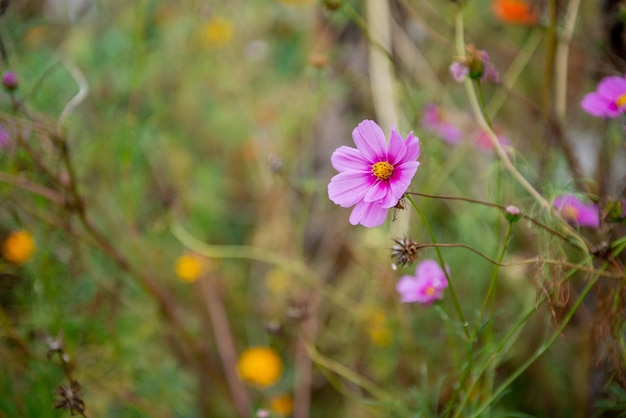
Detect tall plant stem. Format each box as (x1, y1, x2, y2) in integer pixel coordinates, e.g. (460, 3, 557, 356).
(406, 195, 469, 339)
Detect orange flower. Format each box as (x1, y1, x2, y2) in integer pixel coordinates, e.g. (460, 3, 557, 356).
(492, 0, 539, 25)
(269, 394, 294, 416)
(2, 230, 35, 265)
(237, 347, 283, 388)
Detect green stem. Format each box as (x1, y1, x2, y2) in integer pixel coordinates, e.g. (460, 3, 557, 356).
(474, 80, 493, 131)
(406, 194, 469, 340)
(468, 269, 603, 418)
(476, 222, 512, 331)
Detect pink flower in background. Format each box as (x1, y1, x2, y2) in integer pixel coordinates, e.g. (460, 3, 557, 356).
(396, 259, 449, 305)
(581, 74, 626, 118)
(328, 120, 420, 227)
(421, 103, 462, 144)
(553, 194, 599, 228)
(475, 128, 510, 152)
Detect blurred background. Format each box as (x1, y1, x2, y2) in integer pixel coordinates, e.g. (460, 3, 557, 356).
(0, 0, 625, 417)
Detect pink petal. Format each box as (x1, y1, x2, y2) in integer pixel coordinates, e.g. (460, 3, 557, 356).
(352, 120, 387, 163)
(328, 171, 372, 207)
(581, 93, 612, 117)
(349, 200, 388, 227)
(387, 128, 407, 164)
(597, 76, 626, 100)
(388, 161, 419, 204)
(401, 133, 420, 163)
(331, 146, 370, 172)
(362, 180, 393, 206)
(396, 276, 421, 303)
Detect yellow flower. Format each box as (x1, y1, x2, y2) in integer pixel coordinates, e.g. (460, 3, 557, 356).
(202, 16, 234, 47)
(175, 254, 204, 283)
(237, 347, 283, 387)
(2, 230, 35, 265)
(366, 310, 392, 347)
(270, 394, 294, 416)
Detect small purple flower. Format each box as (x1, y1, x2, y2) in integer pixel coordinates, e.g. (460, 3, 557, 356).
(449, 47, 499, 84)
(396, 259, 449, 305)
(328, 120, 420, 227)
(421, 103, 462, 144)
(581, 74, 626, 118)
(2, 71, 18, 90)
(553, 194, 599, 228)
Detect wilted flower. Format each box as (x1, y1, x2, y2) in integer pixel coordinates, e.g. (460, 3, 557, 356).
(581, 74, 626, 118)
(237, 347, 283, 387)
(553, 194, 599, 228)
(449, 45, 499, 84)
(492, 0, 539, 25)
(328, 120, 420, 227)
(421, 103, 462, 144)
(2, 71, 18, 90)
(391, 236, 422, 267)
(2, 230, 35, 265)
(270, 394, 294, 416)
(54, 380, 85, 415)
(396, 260, 449, 305)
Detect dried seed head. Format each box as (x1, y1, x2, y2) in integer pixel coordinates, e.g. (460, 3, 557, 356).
(391, 236, 422, 267)
(54, 380, 85, 415)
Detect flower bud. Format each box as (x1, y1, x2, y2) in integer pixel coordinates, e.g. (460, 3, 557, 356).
(2, 71, 18, 91)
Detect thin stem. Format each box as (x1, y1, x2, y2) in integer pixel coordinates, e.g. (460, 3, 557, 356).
(406, 191, 581, 247)
(406, 194, 469, 339)
(474, 80, 493, 131)
(452, 7, 589, 253)
(199, 276, 251, 418)
(476, 223, 512, 330)
(468, 270, 603, 418)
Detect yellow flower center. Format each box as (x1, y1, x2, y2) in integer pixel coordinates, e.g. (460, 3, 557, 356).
(371, 161, 393, 181)
(616, 94, 626, 108)
(561, 204, 579, 222)
(425, 286, 435, 296)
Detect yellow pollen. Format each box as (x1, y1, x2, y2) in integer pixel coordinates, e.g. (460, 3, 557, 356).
(371, 161, 393, 181)
(425, 286, 435, 296)
(561, 205, 579, 221)
(616, 94, 626, 108)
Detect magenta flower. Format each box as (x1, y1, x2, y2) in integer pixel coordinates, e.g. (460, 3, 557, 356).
(396, 259, 449, 305)
(2, 71, 18, 90)
(328, 120, 420, 227)
(553, 194, 599, 228)
(581, 74, 626, 118)
(421, 103, 462, 144)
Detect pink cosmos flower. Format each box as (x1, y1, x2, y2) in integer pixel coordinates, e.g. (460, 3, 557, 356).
(475, 128, 510, 152)
(421, 103, 462, 144)
(396, 259, 449, 305)
(581, 74, 626, 118)
(553, 194, 599, 228)
(328, 120, 420, 227)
